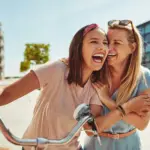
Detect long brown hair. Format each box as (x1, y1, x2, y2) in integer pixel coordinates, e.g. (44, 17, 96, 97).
(67, 24, 106, 86)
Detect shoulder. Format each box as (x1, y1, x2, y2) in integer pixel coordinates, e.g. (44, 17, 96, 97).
(137, 66, 150, 93)
(140, 66, 150, 84)
(44, 59, 67, 69)
(32, 60, 68, 88)
(34, 60, 67, 74)
(141, 66, 150, 77)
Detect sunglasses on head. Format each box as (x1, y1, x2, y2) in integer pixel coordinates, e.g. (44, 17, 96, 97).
(108, 20, 136, 42)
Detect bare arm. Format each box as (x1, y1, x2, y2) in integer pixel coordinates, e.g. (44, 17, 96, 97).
(0, 71, 40, 106)
(98, 111, 125, 133)
(84, 103, 126, 135)
(101, 97, 150, 131)
(122, 89, 150, 130)
(99, 97, 116, 110)
(84, 94, 150, 136)
(123, 112, 150, 130)
(93, 82, 150, 131)
(95, 95, 150, 133)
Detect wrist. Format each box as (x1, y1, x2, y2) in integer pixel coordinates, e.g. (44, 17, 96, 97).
(101, 96, 110, 101)
(103, 97, 116, 109)
(121, 103, 130, 114)
(116, 108, 124, 119)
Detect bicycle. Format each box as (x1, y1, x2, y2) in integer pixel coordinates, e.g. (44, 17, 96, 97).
(0, 104, 100, 150)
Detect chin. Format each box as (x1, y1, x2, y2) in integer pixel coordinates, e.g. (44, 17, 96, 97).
(93, 66, 102, 71)
(107, 61, 115, 66)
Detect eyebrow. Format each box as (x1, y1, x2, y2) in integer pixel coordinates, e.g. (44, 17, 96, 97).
(89, 37, 107, 41)
(89, 37, 99, 40)
(114, 39, 123, 42)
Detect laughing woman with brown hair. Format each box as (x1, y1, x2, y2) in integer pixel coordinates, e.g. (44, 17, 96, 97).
(0, 23, 109, 150)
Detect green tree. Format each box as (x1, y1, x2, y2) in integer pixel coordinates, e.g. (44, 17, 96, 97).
(20, 43, 50, 72)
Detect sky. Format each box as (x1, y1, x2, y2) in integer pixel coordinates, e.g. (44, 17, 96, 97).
(0, 0, 150, 76)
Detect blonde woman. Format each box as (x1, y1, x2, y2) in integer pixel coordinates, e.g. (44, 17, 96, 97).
(81, 20, 150, 150)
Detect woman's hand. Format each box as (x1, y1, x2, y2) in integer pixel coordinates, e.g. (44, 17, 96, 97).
(138, 110, 150, 117)
(122, 95, 150, 114)
(92, 82, 110, 101)
(92, 82, 116, 110)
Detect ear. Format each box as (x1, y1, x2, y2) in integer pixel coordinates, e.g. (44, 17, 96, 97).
(130, 42, 137, 53)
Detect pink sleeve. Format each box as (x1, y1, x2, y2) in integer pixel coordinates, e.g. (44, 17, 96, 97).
(90, 88, 103, 106)
(90, 93, 103, 106)
(31, 61, 63, 88)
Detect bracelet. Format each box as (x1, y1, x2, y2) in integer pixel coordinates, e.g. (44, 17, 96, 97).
(118, 105, 126, 116)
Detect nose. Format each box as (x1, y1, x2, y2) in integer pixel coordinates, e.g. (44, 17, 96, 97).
(108, 44, 114, 51)
(97, 47, 103, 51)
(97, 43, 107, 51)
(108, 46, 116, 52)
(97, 47, 108, 53)
(109, 42, 116, 49)
(108, 43, 112, 49)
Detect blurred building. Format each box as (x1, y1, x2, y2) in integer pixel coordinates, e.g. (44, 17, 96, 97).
(137, 21, 150, 69)
(0, 22, 5, 80)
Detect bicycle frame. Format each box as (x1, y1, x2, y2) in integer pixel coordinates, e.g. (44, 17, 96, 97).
(0, 104, 97, 150)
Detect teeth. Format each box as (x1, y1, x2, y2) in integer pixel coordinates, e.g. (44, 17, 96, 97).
(93, 54, 104, 57)
(108, 53, 116, 56)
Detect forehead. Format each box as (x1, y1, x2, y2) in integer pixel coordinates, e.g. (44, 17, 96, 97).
(107, 29, 128, 40)
(84, 28, 106, 40)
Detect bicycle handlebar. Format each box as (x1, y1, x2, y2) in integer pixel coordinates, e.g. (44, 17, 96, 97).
(0, 104, 96, 149)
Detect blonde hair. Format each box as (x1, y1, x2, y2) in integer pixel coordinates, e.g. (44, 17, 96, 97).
(102, 23, 144, 105)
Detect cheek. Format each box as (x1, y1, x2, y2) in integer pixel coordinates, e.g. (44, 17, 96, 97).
(82, 48, 91, 62)
(118, 49, 131, 60)
(123, 46, 133, 55)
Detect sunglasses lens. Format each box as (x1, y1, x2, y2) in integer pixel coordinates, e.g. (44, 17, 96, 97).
(120, 20, 130, 25)
(108, 20, 119, 26)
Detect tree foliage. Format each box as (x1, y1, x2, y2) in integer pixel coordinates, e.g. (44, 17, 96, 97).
(20, 43, 50, 72)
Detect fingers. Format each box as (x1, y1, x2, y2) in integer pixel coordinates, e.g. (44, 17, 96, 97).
(135, 95, 150, 103)
(138, 109, 150, 117)
(97, 81, 104, 86)
(138, 112, 147, 117)
(92, 83, 99, 90)
(143, 97, 150, 107)
(140, 108, 150, 112)
(92, 83, 101, 89)
(138, 94, 150, 99)
(144, 101, 150, 106)
(139, 106, 150, 115)
(92, 82, 107, 88)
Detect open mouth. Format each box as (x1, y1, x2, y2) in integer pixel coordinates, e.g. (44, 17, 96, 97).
(92, 53, 105, 63)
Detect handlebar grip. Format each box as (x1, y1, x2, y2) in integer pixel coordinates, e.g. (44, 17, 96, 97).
(73, 104, 91, 121)
(87, 118, 97, 133)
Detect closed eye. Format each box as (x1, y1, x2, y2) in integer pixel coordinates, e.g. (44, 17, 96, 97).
(90, 40, 98, 44)
(103, 41, 108, 45)
(113, 40, 123, 45)
(114, 42, 120, 45)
